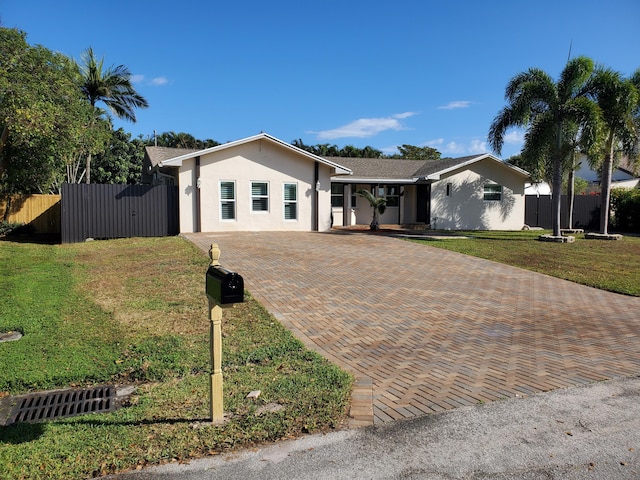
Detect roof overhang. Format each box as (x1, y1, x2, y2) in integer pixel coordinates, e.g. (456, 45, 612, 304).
(330, 177, 416, 184)
(413, 153, 530, 181)
(158, 132, 352, 175)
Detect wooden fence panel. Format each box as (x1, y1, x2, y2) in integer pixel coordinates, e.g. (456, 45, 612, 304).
(525, 195, 600, 230)
(0, 194, 61, 234)
(61, 184, 178, 244)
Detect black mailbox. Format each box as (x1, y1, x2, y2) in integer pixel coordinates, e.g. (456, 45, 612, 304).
(206, 265, 244, 304)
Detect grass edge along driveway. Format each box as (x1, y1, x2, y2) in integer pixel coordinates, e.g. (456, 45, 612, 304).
(409, 230, 640, 297)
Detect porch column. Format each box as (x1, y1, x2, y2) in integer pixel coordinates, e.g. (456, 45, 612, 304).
(343, 184, 349, 226)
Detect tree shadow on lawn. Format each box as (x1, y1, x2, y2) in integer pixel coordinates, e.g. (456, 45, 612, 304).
(0, 416, 211, 445)
(0, 233, 61, 245)
(0, 422, 45, 444)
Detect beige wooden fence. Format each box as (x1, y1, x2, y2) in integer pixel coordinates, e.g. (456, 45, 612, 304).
(0, 194, 61, 234)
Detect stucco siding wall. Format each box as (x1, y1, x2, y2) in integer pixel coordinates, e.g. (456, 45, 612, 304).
(178, 158, 197, 233)
(178, 141, 332, 232)
(430, 159, 525, 230)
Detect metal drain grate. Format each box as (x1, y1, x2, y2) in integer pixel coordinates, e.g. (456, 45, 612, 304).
(5, 385, 116, 426)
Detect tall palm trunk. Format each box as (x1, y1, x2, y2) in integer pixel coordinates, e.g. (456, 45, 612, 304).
(566, 169, 575, 229)
(551, 155, 562, 236)
(566, 153, 576, 229)
(599, 135, 615, 234)
(551, 125, 563, 237)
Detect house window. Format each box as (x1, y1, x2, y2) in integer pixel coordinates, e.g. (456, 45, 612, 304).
(483, 184, 503, 201)
(283, 183, 297, 220)
(384, 185, 400, 207)
(251, 181, 269, 212)
(220, 181, 236, 220)
(446, 183, 452, 197)
(331, 183, 344, 207)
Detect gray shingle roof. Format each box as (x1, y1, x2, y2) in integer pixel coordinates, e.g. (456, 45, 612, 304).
(145, 146, 200, 167)
(326, 154, 497, 180)
(412, 155, 483, 178)
(323, 157, 427, 180)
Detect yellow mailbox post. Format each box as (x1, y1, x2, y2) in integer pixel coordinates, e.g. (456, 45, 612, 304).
(205, 243, 244, 423)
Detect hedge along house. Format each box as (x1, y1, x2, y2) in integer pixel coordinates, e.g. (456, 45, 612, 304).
(328, 154, 530, 230)
(143, 133, 352, 233)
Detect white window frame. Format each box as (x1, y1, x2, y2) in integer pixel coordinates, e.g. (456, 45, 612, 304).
(483, 184, 503, 201)
(220, 180, 236, 221)
(283, 182, 298, 221)
(251, 181, 269, 213)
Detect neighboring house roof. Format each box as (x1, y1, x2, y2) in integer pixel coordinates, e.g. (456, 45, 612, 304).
(156, 133, 352, 175)
(329, 153, 529, 183)
(145, 146, 200, 167)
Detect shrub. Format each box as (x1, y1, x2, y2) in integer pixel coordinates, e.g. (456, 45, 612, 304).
(0, 221, 24, 236)
(610, 188, 640, 232)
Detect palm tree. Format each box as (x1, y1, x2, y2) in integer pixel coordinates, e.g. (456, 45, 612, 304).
(488, 56, 599, 237)
(357, 189, 387, 231)
(78, 47, 148, 183)
(588, 67, 640, 234)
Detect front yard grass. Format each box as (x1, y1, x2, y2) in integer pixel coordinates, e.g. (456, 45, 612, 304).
(0, 237, 352, 479)
(410, 230, 640, 296)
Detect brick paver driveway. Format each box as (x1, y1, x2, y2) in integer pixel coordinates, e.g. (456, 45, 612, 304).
(185, 231, 640, 425)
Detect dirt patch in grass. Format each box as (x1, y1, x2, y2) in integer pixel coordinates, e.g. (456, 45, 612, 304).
(73, 237, 210, 336)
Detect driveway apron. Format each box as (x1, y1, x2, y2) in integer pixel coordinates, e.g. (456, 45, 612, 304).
(184, 232, 640, 426)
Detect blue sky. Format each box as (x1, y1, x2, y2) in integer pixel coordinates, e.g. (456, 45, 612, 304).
(3, 0, 639, 159)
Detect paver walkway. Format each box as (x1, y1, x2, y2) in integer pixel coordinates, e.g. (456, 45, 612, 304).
(184, 231, 640, 426)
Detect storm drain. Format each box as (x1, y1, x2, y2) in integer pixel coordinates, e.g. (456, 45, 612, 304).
(3, 385, 116, 426)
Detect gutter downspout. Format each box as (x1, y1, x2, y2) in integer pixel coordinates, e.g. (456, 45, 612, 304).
(195, 156, 201, 233)
(314, 161, 319, 231)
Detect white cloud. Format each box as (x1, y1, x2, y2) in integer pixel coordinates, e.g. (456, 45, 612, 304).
(130, 74, 169, 86)
(425, 138, 444, 147)
(310, 112, 417, 140)
(437, 101, 472, 110)
(504, 130, 524, 144)
(440, 138, 488, 155)
(151, 76, 169, 86)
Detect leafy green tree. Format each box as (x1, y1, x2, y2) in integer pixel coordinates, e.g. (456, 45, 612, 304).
(151, 131, 219, 149)
(488, 56, 600, 237)
(359, 146, 384, 158)
(587, 67, 640, 234)
(78, 47, 149, 183)
(356, 189, 387, 231)
(394, 144, 441, 160)
(0, 28, 104, 194)
(92, 128, 145, 184)
(314, 143, 340, 156)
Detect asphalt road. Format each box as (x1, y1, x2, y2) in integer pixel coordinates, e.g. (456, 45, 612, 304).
(108, 376, 640, 479)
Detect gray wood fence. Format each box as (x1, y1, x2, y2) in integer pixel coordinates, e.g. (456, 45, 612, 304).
(525, 195, 601, 230)
(61, 184, 178, 243)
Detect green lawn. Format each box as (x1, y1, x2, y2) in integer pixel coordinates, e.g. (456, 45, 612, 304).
(409, 230, 640, 296)
(0, 237, 352, 479)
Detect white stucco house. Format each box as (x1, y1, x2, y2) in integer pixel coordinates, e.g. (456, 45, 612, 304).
(143, 133, 351, 233)
(329, 154, 529, 230)
(143, 133, 530, 232)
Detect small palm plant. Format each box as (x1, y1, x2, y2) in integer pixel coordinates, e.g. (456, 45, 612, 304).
(357, 189, 387, 231)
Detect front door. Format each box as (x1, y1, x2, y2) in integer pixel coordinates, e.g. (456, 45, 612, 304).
(416, 184, 430, 224)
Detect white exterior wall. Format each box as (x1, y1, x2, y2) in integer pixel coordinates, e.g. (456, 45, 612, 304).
(430, 159, 526, 230)
(178, 158, 197, 233)
(177, 141, 333, 233)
